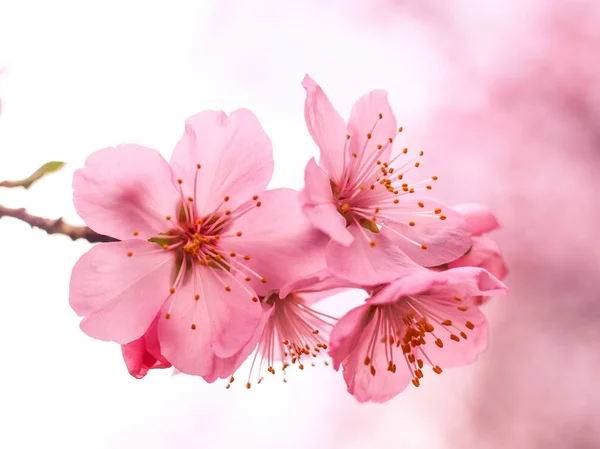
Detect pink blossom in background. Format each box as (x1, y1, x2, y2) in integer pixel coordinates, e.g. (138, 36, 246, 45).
(300, 75, 471, 284)
(329, 267, 507, 403)
(69, 109, 325, 380)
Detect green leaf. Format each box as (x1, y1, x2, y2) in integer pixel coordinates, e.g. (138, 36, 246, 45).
(0, 161, 66, 189)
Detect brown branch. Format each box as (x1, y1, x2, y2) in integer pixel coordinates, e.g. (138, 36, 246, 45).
(0, 205, 118, 243)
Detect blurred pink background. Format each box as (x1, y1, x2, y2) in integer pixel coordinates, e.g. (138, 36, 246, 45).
(0, 0, 598, 448)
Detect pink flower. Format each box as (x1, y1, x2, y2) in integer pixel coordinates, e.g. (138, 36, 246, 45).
(121, 317, 171, 379)
(449, 204, 508, 305)
(300, 75, 471, 284)
(70, 109, 323, 378)
(203, 269, 353, 388)
(329, 267, 508, 403)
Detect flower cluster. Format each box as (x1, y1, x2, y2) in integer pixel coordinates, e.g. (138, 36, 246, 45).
(69, 75, 508, 403)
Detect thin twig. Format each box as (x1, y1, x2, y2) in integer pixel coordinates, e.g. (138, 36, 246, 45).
(0, 205, 118, 243)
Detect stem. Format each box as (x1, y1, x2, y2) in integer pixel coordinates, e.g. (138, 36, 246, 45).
(0, 205, 117, 243)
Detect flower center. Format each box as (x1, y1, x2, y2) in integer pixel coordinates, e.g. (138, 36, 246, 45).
(226, 292, 337, 390)
(125, 166, 268, 330)
(329, 115, 446, 250)
(363, 295, 474, 387)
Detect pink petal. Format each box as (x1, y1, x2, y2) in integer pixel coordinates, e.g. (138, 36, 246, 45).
(347, 89, 396, 163)
(449, 236, 508, 281)
(367, 268, 449, 306)
(158, 267, 261, 376)
(69, 240, 177, 344)
(279, 269, 358, 300)
(73, 144, 179, 241)
(218, 188, 329, 296)
(329, 304, 370, 370)
(325, 224, 419, 285)
(301, 158, 353, 246)
(380, 199, 472, 267)
(453, 203, 501, 236)
(302, 75, 347, 182)
(202, 305, 273, 383)
(121, 317, 171, 379)
(169, 109, 274, 215)
(427, 266, 509, 299)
